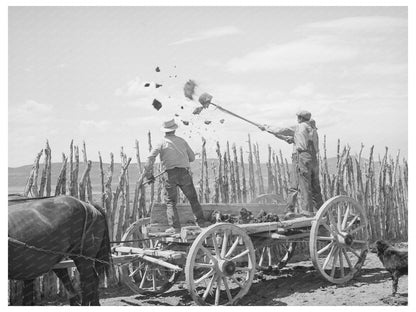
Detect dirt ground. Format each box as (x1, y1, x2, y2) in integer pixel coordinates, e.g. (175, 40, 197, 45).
(89, 250, 408, 306)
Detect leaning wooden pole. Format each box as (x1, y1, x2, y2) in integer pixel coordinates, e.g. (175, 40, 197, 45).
(54, 153, 68, 196)
(247, 135, 256, 200)
(82, 141, 93, 202)
(23, 149, 43, 197)
(45, 141, 52, 196)
(98, 152, 105, 207)
(233, 144, 241, 203)
(202, 138, 210, 203)
(216, 142, 223, 202)
(240, 147, 247, 203)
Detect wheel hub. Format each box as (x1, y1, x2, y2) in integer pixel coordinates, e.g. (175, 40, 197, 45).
(337, 232, 354, 246)
(218, 260, 236, 276)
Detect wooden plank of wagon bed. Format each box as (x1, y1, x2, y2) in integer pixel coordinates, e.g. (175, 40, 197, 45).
(52, 254, 143, 269)
(52, 249, 185, 270)
(149, 203, 286, 233)
(237, 217, 314, 235)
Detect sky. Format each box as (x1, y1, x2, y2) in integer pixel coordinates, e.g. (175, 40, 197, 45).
(8, 6, 408, 167)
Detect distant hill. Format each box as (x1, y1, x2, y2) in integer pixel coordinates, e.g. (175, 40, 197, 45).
(8, 157, 376, 194)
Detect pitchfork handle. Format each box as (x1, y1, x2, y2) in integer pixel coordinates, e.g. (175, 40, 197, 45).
(211, 102, 290, 142)
(211, 102, 263, 128)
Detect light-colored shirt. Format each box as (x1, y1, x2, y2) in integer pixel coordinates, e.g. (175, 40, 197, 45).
(147, 134, 195, 170)
(268, 122, 313, 153)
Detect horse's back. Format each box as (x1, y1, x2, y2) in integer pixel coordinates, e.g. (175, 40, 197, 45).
(8, 196, 89, 279)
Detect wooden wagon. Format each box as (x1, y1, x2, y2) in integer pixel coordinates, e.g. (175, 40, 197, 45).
(110, 195, 369, 305)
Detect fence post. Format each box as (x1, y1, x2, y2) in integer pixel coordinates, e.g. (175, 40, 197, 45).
(232, 144, 241, 203)
(247, 135, 256, 201)
(23, 149, 43, 197)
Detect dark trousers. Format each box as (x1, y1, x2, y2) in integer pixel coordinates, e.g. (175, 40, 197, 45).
(164, 167, 205, 228)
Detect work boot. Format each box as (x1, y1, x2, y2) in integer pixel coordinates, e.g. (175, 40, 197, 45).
(165, 227, 180, 234)
(298, 210, 315, 218)
(283, 211, 298, 220)
(197, 220, 212, 228)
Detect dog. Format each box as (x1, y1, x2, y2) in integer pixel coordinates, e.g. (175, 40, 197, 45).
(373, 240, 408, 295)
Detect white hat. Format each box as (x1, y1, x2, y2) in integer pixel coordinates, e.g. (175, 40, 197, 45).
(161, 119, 178, 132)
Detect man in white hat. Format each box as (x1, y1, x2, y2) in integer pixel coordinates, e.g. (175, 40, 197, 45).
(259, 110, 316, 217)
(144, 119, 210, 233)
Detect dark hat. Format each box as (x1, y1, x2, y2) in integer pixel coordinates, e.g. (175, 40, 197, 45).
(296, 110, 311, 121)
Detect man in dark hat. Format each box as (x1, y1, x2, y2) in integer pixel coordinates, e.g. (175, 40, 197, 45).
(259, 110, 318, 216)
(144, 119, 210, 233)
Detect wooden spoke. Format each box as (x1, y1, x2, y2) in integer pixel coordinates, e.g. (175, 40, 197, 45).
(215, 276, 221, 306)
(212, 235, 220, 256)
(322, 222, 333, 234)
(221, 230, 229, 258)
(318, 242, 334, 255)
(129, 266, 142, 278)
(349, 224, 366, 235)
(345, 215, 359, 230)
(200, 246, 215, 261)
(222, 276, 233, 302)
(327, 212, 338, 233)
(331, 247, 339, 278)
(152, 273, 156, 291)
(202, 275, 216, 300)
(352, 239, 367, 245)
(258, 246, 266, 266)
(225, 237, 240, 258)
(195, 269, 214, 284)
(235, 267, 252, 272)
(230, 276, 243, 288)
(317, 236, 334, 241)
(230, 249, 250, 261)
(342, 248, 353, 270)
(339, 249, 345, 278)
(346, 246, 362, 259)
(139, 266, 149, 288)
(337, 205, 342, 231)
(323, 245, 336, 270)
(341, 205, 350, 230)
(194, 262, 214, 269)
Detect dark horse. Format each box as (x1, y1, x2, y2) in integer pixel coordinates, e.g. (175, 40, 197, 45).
(8, 195, 111, 306)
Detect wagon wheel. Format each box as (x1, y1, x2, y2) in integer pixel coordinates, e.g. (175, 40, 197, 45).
(185, 223, 256, 305)
(251, 194, 293, 272)
(310, 195, 369, 284)
(119, 218, 181, 294)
